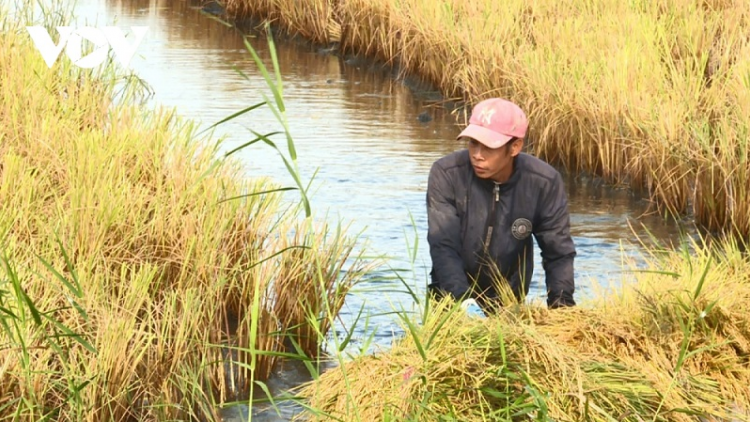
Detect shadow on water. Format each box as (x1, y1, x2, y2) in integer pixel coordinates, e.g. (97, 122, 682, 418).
(56, 0, 697, 419)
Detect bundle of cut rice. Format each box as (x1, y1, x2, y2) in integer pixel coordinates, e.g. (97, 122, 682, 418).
(297, 240, 750, 421)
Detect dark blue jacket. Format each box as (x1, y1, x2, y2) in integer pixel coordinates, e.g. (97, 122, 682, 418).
(426, 150, 576, 308)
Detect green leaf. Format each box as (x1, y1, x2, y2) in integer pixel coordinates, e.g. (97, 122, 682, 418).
(251, 129, 311, 217)
(217, 187, 297, 204)
(397, 311, 426, 361)
(44, 315, 96, 354)
(224, 131, 284, 157)
(199, 101, 267, 136)
(692, 258, 711, 300)
(243, 37, 284, 116)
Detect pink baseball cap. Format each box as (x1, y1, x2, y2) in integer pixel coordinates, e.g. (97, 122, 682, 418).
(457, 98, 528, 148)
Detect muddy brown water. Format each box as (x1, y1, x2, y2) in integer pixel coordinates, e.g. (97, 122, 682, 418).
(25, 0, 694, 419)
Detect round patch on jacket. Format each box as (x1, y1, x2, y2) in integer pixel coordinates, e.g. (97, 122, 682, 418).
(511, 218, 532, 240)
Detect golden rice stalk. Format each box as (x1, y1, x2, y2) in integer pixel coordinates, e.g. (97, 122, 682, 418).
(298, 237, 750, 421)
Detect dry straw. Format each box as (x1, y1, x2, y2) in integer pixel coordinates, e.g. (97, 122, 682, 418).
(299, 237, 750, 421)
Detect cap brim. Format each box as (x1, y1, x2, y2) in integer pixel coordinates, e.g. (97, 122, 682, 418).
(456, 124, 513, 149)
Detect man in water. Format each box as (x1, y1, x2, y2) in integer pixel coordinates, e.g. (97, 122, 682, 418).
(426, 98, 576, 313)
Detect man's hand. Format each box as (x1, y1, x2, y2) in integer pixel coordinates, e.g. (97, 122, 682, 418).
(461, 299, 485, 317)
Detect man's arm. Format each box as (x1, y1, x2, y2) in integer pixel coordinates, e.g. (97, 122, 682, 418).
(426, 161, 471, 300)
(533, 172, 576, 308)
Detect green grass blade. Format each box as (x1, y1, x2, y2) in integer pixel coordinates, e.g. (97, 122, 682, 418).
(35, 254, 80, 298)
(54, 236, 81, 296)
(11, 279, 42, 326)
(199, 101, 267, 136)
(337, 301, 367, 352)
(252, 129, 311, 217)
(43, 314, 96, 354)
(217, 187, 298, 204)
(265, 23, 284, 112)
(254, 380, 283, 418)
(224, 131, 284, 157)
(692, 258, 711, 300)
(396, 311, 426, 361)
(243, 37, 284, 115)
(424, 302, 462, 350)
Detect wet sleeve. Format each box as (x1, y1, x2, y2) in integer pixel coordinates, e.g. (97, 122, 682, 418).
(533, 172, 576, 308)
(426, 162, 470, 300)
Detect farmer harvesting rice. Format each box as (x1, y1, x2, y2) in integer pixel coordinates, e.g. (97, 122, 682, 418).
(426, 98, 576, 314)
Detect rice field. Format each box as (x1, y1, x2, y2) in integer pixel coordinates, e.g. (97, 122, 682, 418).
(226, 0, 750, 239)
(4, 1, 750, 420)
(219, 1, 750, 419)
(0, 8, 369, 421)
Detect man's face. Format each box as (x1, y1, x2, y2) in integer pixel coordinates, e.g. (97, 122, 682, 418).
(465, 137, 523, 182)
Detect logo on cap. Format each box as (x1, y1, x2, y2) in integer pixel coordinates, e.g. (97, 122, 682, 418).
(478, 107, 496, 126)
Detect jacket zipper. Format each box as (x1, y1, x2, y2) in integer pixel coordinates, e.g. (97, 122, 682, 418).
(483, 183, 500, 250)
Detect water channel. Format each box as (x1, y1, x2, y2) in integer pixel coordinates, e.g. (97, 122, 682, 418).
(24, 0, 692, 419)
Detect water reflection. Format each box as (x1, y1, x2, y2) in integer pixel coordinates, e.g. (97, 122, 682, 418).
(51, 0, 693, 419)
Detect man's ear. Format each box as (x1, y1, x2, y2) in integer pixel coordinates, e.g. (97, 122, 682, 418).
(511, 138, 524, 157)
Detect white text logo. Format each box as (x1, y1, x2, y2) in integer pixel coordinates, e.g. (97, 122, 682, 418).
(26, 26, 149, 69)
